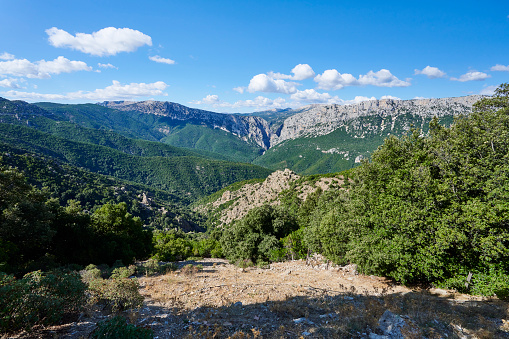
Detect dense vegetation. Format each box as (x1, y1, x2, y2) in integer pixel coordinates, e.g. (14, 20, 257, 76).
(217, 84, 509, 296)
(0, 162, 153, 273)
(0, 123, 272, 200)
(35, 102, 264, 163)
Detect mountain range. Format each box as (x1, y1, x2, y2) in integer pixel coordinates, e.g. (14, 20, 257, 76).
(0, 93, 485, 231)
(99, 95, 481, 173)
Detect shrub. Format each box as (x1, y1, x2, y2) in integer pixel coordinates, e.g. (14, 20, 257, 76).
(90, 316, 153, 339)
(191, 237, 223, 258)
(0, 270, 86, 333)
(139, 259, 176, 276)
(81, 264, 102, 284)
(180, 263, 202, 276)
(88, 277, 143, 312)
(152, 231, 193, 262)
(220, 205, 298, 264)
(110, 265, 136, 279)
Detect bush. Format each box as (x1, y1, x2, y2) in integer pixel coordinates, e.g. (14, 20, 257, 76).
(0, 270, 86, 333)
(139, 259, 176, 276)
(90, 316, 153, 339)
(271, 228, 308, 262)
(220, 205, 299, 264)
(110, 265, 136, 279)
(152, 230, 193, 262)
(88, 277, 143, 312)
(81, 264, 102, 284)
(306, 85, 509, 291)
(191, 237, 223, 258)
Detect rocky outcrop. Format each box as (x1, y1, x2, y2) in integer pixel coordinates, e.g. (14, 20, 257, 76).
(197, 169, 345, 226)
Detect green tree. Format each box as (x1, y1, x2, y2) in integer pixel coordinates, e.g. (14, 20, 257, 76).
(0, 163, 54, 273)
(314, 84, 509, 293)
(220, 205, 298, 264)
(90, 202, 153, 265)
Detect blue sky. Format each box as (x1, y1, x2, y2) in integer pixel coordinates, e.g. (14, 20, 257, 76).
(1, 0, 508, 113)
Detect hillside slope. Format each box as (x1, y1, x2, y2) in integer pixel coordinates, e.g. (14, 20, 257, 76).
(0, 123, 272, 201)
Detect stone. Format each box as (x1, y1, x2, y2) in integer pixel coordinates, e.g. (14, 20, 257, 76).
(369, 310, 406, 339)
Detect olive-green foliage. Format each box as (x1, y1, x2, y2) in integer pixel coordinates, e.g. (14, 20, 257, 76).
(139, 259, 176, 276)
(190, 229, 223, 258)
(191, 236, 223, 258)
(0, 123, 272, 201)
(220, 205, 299, 264)
(90, 316, 154, 339)
(91, 202, 153, 265)
(0, 165, 54, 272)
(48, 201, 153, 267)
(88, 276, 143, 312)
(0, 270, 86, 333)
(152, 230, 193, 262)
(151, 229, 223, 262)
(308, 84, 509, 294)
(110, 265, 137, 279)
(0, 161, 154, 272)
(271, 228, 308, 262)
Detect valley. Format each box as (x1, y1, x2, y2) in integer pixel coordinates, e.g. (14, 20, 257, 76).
(1, 88, 509, 338)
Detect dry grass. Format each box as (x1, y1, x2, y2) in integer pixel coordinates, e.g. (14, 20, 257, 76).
(134, 258, 509, 338)
(8, 258, 509, 338)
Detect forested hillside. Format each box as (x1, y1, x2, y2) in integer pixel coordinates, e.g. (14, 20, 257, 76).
(0, 122, 272, 200)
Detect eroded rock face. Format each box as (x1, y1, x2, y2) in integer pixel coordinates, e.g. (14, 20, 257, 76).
(211, 169, 300, 225)
(271, 95, 482, 145)
(197, 169, 345, 226)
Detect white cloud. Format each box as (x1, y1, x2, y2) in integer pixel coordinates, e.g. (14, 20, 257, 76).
(0, 56, 91, 79)
(191, 94, 287, 110)
(290, 89, 340, 104)
(480, 85, 497, 95)
(451, 71, 491, 82)
(247, 74, 299, 94)
(314, 69, 358, 90)
(197, 94, 222, 105)
(0, 78, 23, 89)
(380, 95, 401, 100)
(46, 27, 152, 56)
(357, 69, 411, 87)
(234, 96, 286, 109)
(314, 68, 410, 90)
(233, 86, 245, 94)
(491, 64, 509, 72)
(2, 80, 168, 101)
(0, 52, 15, 60)
(342, 96, 377, 105)
(98, 63, 117, 69)
(414, 66, 447, 79)
(269, 64, 315, 81)
(291, 64, 316, 80)
(149, 55, 176, 65)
